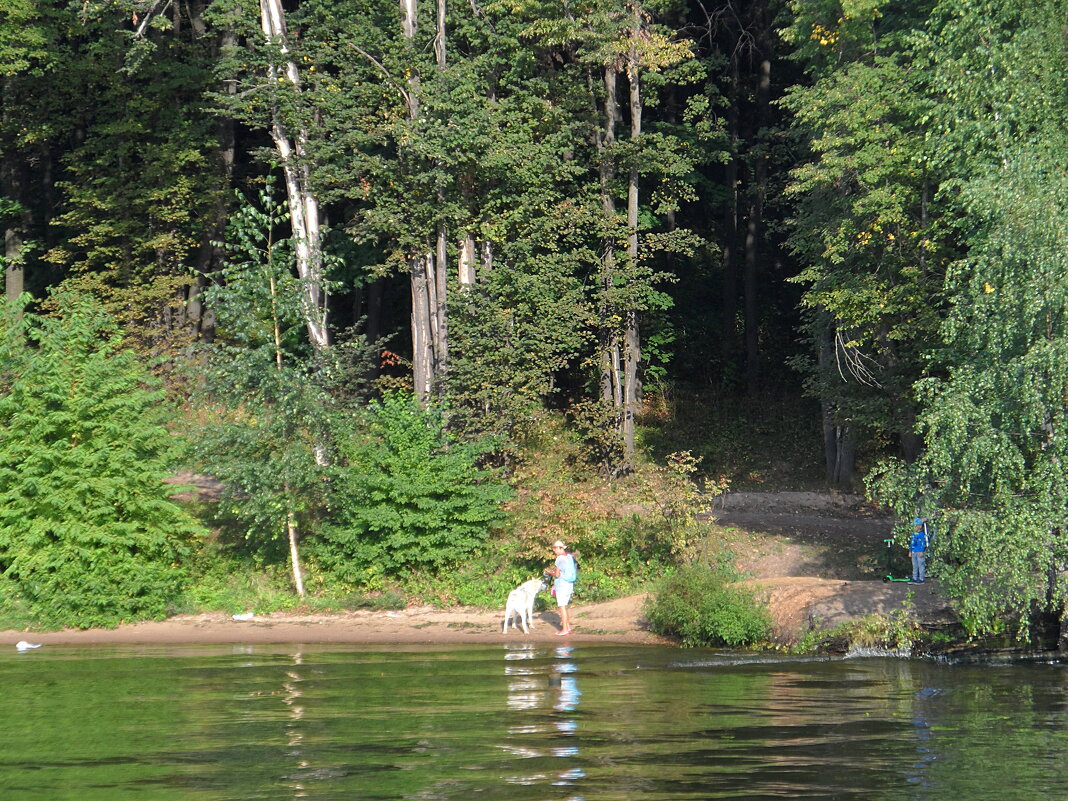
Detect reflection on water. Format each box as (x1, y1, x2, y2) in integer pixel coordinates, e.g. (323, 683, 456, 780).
(502, 644, 585, 797)
(907, 685, 938, 791)
(282, 651, 308, 798)
(1, 643, 1067, 800)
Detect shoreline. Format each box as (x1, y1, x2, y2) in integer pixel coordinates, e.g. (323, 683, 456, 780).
(0, 597, 674, 648)
(0, 578, 960, 650)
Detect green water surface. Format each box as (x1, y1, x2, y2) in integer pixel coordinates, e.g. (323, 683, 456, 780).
(0, 643, 1065, 800)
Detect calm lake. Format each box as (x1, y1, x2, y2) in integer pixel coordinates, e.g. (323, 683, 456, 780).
(1, 643, 1065, 800)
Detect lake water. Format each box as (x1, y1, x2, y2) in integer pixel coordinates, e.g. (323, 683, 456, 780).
(1, 643, 1066, 800)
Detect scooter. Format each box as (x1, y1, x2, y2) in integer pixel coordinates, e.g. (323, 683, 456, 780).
(881, 537, 911, 582)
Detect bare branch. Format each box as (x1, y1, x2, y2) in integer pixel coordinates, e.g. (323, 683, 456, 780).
(345, 43, 412, 108)
(834, 329, 883, 388)
(131, 0, 172, 38)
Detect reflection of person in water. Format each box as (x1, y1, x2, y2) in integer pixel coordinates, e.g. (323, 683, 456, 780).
(906, 687, 940, 791)
(549, 647, 585, 784)
(552, 671, 581, 713)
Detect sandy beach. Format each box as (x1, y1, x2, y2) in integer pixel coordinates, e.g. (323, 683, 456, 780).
(0, 575, 954, 649)
(0, 595, 671, 648)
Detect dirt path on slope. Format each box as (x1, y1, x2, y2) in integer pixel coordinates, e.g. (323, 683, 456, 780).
(713, 491, 956, 642)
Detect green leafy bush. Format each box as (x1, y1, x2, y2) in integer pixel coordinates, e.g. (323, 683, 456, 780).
(313, 392, 513, 581)
(837, 610, 920, 653)
(0, 295, 202, 628)
(645, 564, 772, 647)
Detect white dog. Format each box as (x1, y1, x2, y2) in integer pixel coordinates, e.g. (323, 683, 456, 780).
(502, 578, 547, 634)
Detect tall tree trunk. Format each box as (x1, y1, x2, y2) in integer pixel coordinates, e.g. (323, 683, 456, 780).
(4, 227, 23, 303)
(38, 145, 54, 252)
(3, 156, 25, 304)
(821, 395, 857, 489)
(833, 425, 857, 489)
(365, 277, 384, 346)
(259, 0, 329, 351)
(459, 234, 477, 285)
(360, 276, 384, 382)
(189, 28, 237, 344)
(818, 320, 856, 489)
(895, 373, 923, 462)
(402, 0, 450, 401)
(267, 259, 306, 597)
(433, 0, 449, 379)
(818, 322, 838, 482)
(622, 26, 643, 473)
(435, 194, 449, 369)
(721, 61, 740, 375)
(596, 65, 622, 411)
(434, 0, 447, 69)
(425, 240, 442, 388)
(2, 78, 27, 304)
(285, 497, 306, 598)
(401, 0, 430, 398)
(411, 255, 434, 398)
(744, 57, 770, 396)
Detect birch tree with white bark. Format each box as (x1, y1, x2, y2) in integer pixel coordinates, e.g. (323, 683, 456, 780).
(258, 0, 330, 351)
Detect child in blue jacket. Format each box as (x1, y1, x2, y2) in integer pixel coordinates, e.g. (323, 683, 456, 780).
(909, 517, 929, 583)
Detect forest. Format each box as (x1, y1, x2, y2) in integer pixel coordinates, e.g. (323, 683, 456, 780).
(1, 0, 1067, 641)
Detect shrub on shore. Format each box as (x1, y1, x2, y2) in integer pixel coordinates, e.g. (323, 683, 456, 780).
(0, 296, 201, 629)
(645, 564, 772, 647)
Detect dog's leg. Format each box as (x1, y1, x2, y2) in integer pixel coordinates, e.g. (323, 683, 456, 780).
(519, 599, 530, 634)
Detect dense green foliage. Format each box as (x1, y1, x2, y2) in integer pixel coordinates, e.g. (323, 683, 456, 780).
(315, 392, 512, 581)
(781, 0, 1068, 638)
(196, 184, 511, 594)
(872, 149, 1068, 637)
(645, 564, 772, 647)
(857, 0, 1068, 637)
(193, 181, 333, 574)
(0, 296, 202, 627)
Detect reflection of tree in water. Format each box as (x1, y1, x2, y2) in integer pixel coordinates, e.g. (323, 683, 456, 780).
(283, 651, 307, 799)
(502, 643, 549, 770)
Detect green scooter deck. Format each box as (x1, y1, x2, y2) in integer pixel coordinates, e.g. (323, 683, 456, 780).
(881, 537, 910, 582)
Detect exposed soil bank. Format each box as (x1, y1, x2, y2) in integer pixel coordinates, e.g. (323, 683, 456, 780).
(716, 491, 957, 642)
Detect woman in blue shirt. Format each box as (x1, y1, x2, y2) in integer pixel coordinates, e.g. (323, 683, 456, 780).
(549, 540, 577, 635)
